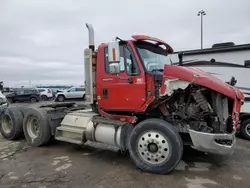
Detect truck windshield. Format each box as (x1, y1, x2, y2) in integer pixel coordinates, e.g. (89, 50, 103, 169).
(134, 41, 172, 72)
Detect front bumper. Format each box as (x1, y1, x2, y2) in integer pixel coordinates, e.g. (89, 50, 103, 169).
(189, 129, 236, 155)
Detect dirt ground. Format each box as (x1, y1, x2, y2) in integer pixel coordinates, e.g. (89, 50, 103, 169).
(1, 102, 250, 188)
(1, 134, 250, 188)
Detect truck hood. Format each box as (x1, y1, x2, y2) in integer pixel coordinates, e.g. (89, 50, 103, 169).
(163, 64, 245, 100)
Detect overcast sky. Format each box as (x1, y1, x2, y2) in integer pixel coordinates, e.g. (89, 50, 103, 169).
(0, 0, 250, 87)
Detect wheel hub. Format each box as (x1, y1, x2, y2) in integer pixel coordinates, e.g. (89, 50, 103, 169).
(2, 115, 12, 134)
(148, 143, 158, 153)
(245, 123, 250, 136)
(27, 117, 40, 139)
(137, 131, 170, 165)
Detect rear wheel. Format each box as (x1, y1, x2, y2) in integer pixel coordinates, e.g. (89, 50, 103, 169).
(0, 107, 24, 140)
(57, 95, 65, 102)
(128, 118, 183, 174)
(240, 119, 250, 140)
(7, 98, 13, 103)
(23, 108, 52, 146)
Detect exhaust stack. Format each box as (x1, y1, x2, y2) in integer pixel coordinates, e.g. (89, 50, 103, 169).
(85, 23, 95, 51)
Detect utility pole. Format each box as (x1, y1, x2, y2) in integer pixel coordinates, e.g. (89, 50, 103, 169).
(197, 10, 206, 49)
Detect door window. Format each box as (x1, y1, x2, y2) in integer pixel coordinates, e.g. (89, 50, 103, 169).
(68, 88, 76, 92)
(76, 88, 85, 91)
(124, 46, 139, 75)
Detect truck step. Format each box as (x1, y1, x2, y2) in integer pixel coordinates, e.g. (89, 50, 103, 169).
(55, 126, 85, 145)
(55, 136, 83, 145)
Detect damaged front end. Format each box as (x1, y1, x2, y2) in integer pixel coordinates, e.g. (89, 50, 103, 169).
(157, 65, 244, 155)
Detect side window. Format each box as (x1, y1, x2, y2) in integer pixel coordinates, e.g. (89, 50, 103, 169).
(69, 88, 76, 92)
(38, 89, 45, 92)
(76, 88, 85, 91)
(24, 90, 32, 94)
(125, 46, 139, 75)
(105, 45, 125, 73)
(17, 90, 24, 95)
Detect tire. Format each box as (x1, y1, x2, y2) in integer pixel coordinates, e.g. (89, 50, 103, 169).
(7, 98, 13, 103)
(41, 95, 48, 101)
(57, 95, 65, 102)
(128, 118, 183, 174)
(0, 107, 24, 140)
(23, 108, 52, 146)
(30, 97, 37, 103)
(16, 106, 28, 117)
(240, 119, 250, 140)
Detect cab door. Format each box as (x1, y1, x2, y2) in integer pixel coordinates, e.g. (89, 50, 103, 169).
(99, 43, 146, 112)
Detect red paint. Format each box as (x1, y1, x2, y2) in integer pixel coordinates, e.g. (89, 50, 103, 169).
(163, 64, 245, 100)
(95, 39, 244, 129)
(99, 108, 137, 124)
(96, 41, 148, 112)
(131, 35, 173, 53)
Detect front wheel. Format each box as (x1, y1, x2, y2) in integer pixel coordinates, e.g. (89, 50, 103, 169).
(128, 118, 183, 174)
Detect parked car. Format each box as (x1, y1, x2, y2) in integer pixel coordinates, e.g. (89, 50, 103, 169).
(5, 88, 40, 103)
(36, 88, 53, 101)
(0, 91, 8, 110)
(55, 87, 85, 102)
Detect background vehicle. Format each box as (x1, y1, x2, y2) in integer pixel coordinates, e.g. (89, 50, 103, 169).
(55, 86, 85, 102)
(0, 24, 244, 175)
(169, 42, 250, 140)
(36, 88, 53, 101)
(5, 88, 40, 103)
(0, 90, 8, 110)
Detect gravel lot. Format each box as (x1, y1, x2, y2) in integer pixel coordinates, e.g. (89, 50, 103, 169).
(1, 102, 250, 188)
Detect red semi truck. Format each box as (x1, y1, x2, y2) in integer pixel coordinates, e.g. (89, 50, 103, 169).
(0, 23, 245, 174)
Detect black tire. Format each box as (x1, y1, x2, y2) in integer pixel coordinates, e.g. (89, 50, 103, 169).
(41, 95, 48, 101)
(57, 95, 65, 102)
(0, 107, 24, 140)
(30, 97, 37, 103)
(128, 118, 183, 174)
(7, 98, 13, 103)
(16, 106, 28, 117)
(240, 119, 250, 140)
(23, 108, 52, 146)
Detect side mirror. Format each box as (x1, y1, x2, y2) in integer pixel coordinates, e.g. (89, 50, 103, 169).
(108, 41, 120, 63)
(109, 63, 120, 74)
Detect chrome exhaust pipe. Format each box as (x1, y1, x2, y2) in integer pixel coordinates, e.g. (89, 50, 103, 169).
(85, 23, 95, 51)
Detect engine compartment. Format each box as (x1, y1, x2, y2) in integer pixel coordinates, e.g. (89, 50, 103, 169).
(164, 85, 234, 134)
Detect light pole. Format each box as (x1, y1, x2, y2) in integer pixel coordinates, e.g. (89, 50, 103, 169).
(197, 10, 206, 49)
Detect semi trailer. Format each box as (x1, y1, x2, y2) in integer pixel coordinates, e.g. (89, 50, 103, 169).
(0, 24, 245, 174)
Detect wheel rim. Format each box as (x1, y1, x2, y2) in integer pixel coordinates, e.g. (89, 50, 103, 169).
(245, 123, 250, 137)
(41, 96, 47, 100)
(27, 117, 40, 139)
(58, 96, 64, 102)
(137, 131, 170, 165)
(31, 98, 36, 103)
(2, 115, 12, 134)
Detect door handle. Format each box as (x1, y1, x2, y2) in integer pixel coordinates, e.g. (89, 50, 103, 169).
(128, 77, 133, 84)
